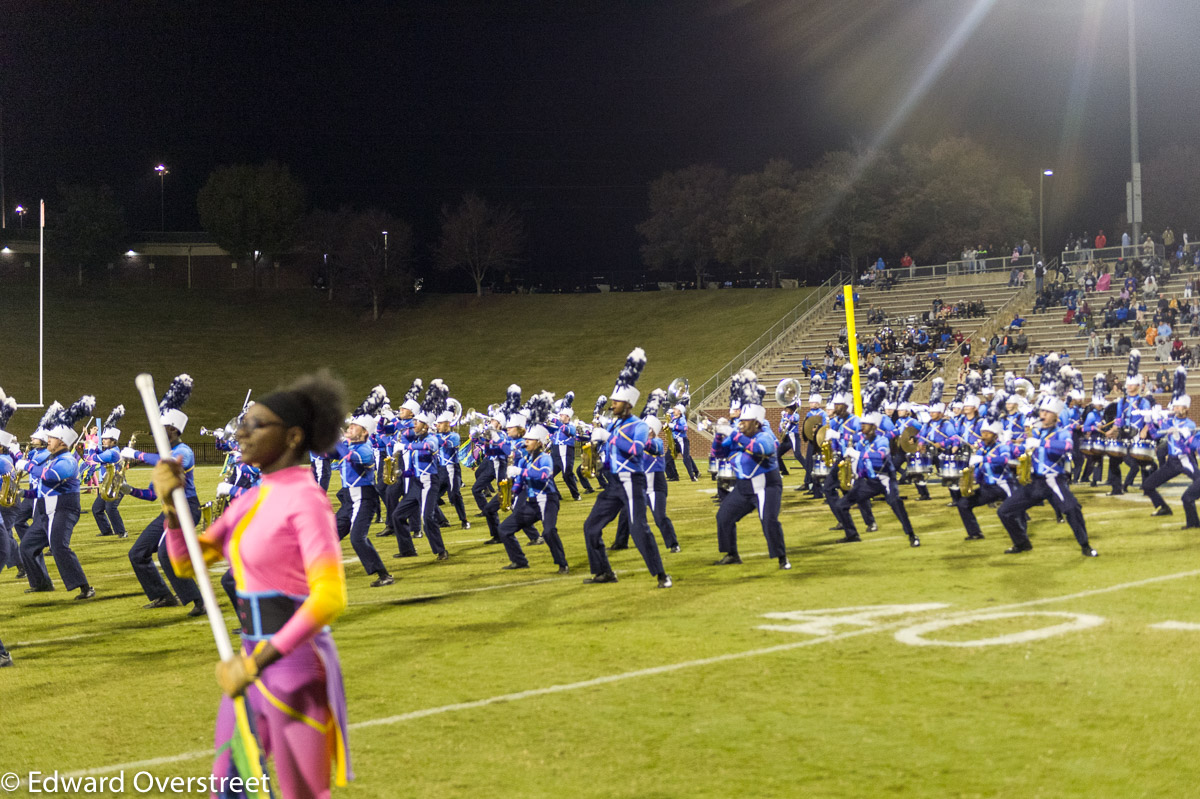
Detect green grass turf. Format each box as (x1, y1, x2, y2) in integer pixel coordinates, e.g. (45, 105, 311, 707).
(0, 286, 809, 438)
(2, 465, 1199, 797)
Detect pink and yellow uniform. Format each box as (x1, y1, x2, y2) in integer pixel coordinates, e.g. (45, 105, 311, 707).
(166, 464, 352, 799)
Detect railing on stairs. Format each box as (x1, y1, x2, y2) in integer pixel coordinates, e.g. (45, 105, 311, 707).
(691, 270, 849, 413)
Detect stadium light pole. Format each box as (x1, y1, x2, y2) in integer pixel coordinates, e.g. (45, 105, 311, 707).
(15, 204, 25, 229)
(155, 163, 169, 231)
(1039, 170, 1053, 260)
(382, 230, 388, 275)
(1127, 0, 1142, 246)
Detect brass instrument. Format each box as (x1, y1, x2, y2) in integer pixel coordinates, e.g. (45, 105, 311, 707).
(99, 432, 137, 502)
(666, 427, 678, 458)
(959, 446, 977, 497)
(818, 425, 834, 466)
(838, 454, 853, 491)
(200, 494, 230, 528)
(1016, 452, 1033, 485)
(0, 471, 21, 508)
(499, 478, 513, 512)
(775, 378, 802, 407)
(667, 377, 689, 405)
(579, 439, 596, 479)
(446, 398, 463, 427)
(802, 414, 822, 444)
(381, 454, 399, 485)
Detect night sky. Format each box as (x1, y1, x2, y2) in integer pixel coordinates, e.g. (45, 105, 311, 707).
(3, 0, 1199, 280)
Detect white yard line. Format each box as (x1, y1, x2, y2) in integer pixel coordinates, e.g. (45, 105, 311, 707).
(62, 567, 1200, 779)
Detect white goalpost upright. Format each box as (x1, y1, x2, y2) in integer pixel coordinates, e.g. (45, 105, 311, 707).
(15, 198, 44, 409)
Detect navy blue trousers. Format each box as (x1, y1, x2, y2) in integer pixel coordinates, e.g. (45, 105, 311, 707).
(129, 495, 202, 603)
(582, 472, 663, 577)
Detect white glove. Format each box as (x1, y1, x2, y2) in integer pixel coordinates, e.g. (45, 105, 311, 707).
(120, 447, 138, 460)
(969, 454, 983, 467)
(506, 465, 520, 480)
(715, 424, 732, 437)
(14, 457, 28, 473)
(6, 444, 18, 459)
(591, 428, 610, 444)
(215, 482, 234, 497)
(1024, 437, 1040, 453)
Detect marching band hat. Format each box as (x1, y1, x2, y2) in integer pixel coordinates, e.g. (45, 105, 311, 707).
(929, 402, 946, 413)
(524, 424, 550, 444)
(1040, 396, 1066, 417)
(611, 348, 646, 405)
(862, 411, 883, 426)
(809, 393, 822, 404)
(982, 420, 1004, 435)
(644, 416, 663, 435)
(740, 404, 766, 423)
(1173, 395, 1192, 409)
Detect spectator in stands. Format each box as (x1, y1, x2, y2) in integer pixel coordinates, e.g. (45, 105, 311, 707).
(1144, 273, 1158, 298)
(1015, 331, 1028, 353)
(1117, 332, 1132, 356)
(1086, 330, 1100, 360)
(1101, 332, 1114, 356)
(1173, 337, 1185, 362)
(1095, 230, 1107, 251)
(1122, 230, 1131, 257)
(1187, 279, 1194, 300)
(1026, 353, 1038, 376)
(834, 293, 845, 310)
(1010, 313, 1026, 329)
(1156, 367, 1171, 393)
(1097, 270, 1111, 292)
(1183, 347, 1194, 368)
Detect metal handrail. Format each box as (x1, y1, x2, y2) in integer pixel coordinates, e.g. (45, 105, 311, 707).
(1061, 242, 1166, 265)
(691, 270, 848, 412)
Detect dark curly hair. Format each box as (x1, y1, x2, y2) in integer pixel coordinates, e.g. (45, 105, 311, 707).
(260, 369, 347, 454)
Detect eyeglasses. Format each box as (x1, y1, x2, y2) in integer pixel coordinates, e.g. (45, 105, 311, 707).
(237, 419, 285, 435)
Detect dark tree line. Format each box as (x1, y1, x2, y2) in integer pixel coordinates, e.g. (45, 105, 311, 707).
(638, 137, 1036, 285)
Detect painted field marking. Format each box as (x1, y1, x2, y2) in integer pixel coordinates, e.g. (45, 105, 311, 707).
(61, 567, 1200, 779)
(894, 611, 1106, 647)
(1149, 621, 1200, 631)
(759, 604, 950, 636)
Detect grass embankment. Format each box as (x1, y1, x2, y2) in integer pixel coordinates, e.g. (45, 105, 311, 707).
(3, 468, 1200, 798)
(0, 286, 807, 437)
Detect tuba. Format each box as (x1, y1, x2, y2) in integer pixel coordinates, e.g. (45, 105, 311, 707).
(446, 398, 463, 427)
(667, 378, 689, 405)
(775, 378, 802, 407)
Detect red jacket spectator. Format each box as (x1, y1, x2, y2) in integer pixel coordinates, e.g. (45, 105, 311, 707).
(900, 253, 913, 269)
(1095, 231, 1107, 249)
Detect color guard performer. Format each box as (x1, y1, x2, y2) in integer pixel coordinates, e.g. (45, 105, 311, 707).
(582, 348, 672, 588)
(18, 395, 98, 598)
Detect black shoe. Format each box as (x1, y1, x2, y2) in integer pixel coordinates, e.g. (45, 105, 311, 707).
(1152, 506, 1173, 517)
(1056, 516, 1065, 524)
(485, 538, 502, 545)
(585, 571, 618, 584)
(187, 601, 206, 617)
(436, 552, 450, 561)
(118, 532, 128, 539)
(1183, 525, 1200, 530)
(909, 536, 921, 548)
(964, 534, 985, 541)
(502, 562, 529, 570)
(15, 568, 26, 580)
(460, 521, 471, 529)
(474, 512, 486, 517)
(778, 557, 792, 570)
(143, 595, 180, 609)
(557, 566, 570, 575)
(531, 536, 545, 545)
(1004, 546, 1033, 554)
(610, 544, 629, 550)
(836, 535, 862, 543)
(96, 532, 114, 537)
(370, 575, 395, 587)
(669, 545, 681, 553)
(713, 554, 742, 565)
(867, 523, 879, 532)
(375, 530, 394, 537)
(657, 574, 673, 588)
(829, 524, 844, 531)
(916, 496, 932, 501)
(0, 652, 11, 667)
(76, 586, 96, 600)
(23, 584, 53, 594)
(1082, 546, 1099, 557)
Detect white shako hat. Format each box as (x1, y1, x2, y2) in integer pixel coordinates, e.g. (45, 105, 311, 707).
(612, 348, 646, 406)
(100, 404, 125, 441)
(0, 389, 17, 449)
(47, 395, 96, 447)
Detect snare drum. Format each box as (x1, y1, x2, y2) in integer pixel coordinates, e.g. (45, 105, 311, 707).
(812, 454, 831, 477)
(1129, 441, 1157, 462)
(708, 456, 719, 476)
(938, 453, 962, 480)
(1104, 439, 1128, 458)
(716, 460, 736, 490)
(1080, 437, 1100, 456)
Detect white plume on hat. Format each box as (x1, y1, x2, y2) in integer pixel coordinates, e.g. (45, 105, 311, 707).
(158, 373, 193, 433)
(612, 348, 646, 406)
(0, 388, 16, 450)
(48, 395, 96, 447)
(350, 385, 387, 435)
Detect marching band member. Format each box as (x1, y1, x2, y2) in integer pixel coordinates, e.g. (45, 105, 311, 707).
(711, 372, 789, 569)
(89, 405, 128, 538)
(435, 402, 470, 529)
(471, 391, 506, 516)
(0, 391, 20, 574)
(392, 380, 450, 560)
(8, 405, 59, 580)
(1076, 377, 1109, 486)
(335, 385, 394, 585)
(310, 447, 334, 491)
(612, 389, 680, 553)
(582, 348, 672, 588)
(372, 400, 396, 526)
(891, 384, 930, 501)
(822, 365, 877, 533)
(1142, 367, 1196, 517)
(801, 380, 827, 496)
(587, 394, 612, 492)
(383, 381, 419, 537)
(1106, 351, 1151, 496)
(832, 386, 920, 547)
(549, 392, 583, 500)
(955, 395, 1019, 540)
(157, 370, 354, 798)
(997, 382, 1098, 557)
(920, 378, 955, 503)
(18, 395, 98, 598)
(122, 375, 205, 614)
(497, 392, 569, 573)
(670, 395, 700, 482)
(1179, 428, 1200, 529)
(482, 386, 536, 548)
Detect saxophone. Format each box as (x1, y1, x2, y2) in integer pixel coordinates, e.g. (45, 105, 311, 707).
(98, 433, 137, 502)
(838, 454, 853, 491)
(381, 455, 398, 485)
(1016, 452, 1033, 485)
(499, 477, 513, 512)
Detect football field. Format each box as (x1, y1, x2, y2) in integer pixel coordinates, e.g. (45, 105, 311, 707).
(3, 465, 1200, 798)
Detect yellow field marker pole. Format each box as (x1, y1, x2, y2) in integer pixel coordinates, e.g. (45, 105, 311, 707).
(843, 285, 863, 416)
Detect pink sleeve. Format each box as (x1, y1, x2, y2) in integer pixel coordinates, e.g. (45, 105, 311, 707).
(269, 491, 348, 656)
(164, 510, 234, 579)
